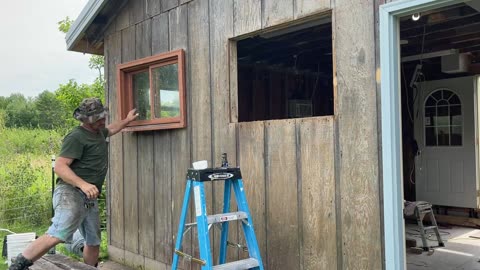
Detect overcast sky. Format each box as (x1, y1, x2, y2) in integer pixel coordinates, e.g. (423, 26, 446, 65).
(0, 0, 97, 98)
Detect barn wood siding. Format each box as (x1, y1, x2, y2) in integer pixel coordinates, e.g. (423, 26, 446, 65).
(104, 0, 382, 269)
(333, 0, 382, 269)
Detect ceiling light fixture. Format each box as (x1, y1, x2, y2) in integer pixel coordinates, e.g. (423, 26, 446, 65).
(412, 13, 421, 21)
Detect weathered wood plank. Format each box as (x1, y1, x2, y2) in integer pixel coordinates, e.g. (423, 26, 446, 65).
(169, 4, 191, 269)
(209, 0, 238, 262)
(229, 42, 238, 123)
(169, 5, 188, 51)
(238, 122, 266, 264)
(123, 131, 139, 254)
(152, 13, 169, 55)
(130, 0, 146, 25)
(147, 0, 162, 18)
(233, 0, 261, 36)
(162, 0, 179, 12)
(31, 254, 96, 270)
(116, 1, 130, 31)
(262, 0, 294, 28)
(106, 31, 124, 249)
(299, 117, 337, 270)
(154, 131, 173, 264)
(121, 25, 138, 254)
(122, 26, 136, 63)
(138, 133, 155, 258)
(265, 120, 299, 270)
(136, 19, 152, 59)
(333, 0, 382, 269)
(294, 0, 330, 19)
(188, 0, 212, 261)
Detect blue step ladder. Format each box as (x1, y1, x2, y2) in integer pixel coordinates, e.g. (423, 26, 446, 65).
(172, 166, 264, 270)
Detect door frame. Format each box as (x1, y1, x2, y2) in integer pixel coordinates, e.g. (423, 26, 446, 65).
(379, 0, 465, 269)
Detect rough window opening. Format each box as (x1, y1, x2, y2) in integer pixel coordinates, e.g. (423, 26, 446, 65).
(237, 18, 333, 122)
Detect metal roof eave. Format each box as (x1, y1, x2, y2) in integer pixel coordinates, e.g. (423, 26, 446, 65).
(65, 0, 109, 53)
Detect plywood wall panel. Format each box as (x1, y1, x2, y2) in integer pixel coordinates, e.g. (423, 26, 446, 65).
(106, 31, 124, 250)
(265, 120, 299, 270)
(233, 0, 261, 37)
(262, 0, 294, 28)
(238, 122, 267, 264)
(138, 133, 155, 259)
(333, 0, 382, 269)
(294, 0, 331, 19)
(130, 0, 146, 25)
(299, 117, 337, 270)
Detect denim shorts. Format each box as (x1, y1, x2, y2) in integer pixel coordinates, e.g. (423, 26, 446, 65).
(46, 184, 101, 246)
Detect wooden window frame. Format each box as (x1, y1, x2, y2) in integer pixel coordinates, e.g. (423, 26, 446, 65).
(117, 49, 186, 132)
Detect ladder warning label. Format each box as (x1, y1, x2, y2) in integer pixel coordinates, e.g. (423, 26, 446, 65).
(194, 186, 202, 216)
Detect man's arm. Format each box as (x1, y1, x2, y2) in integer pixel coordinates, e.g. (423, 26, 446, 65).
(54, 157, 99, 199)
(107, 109, 139, 136)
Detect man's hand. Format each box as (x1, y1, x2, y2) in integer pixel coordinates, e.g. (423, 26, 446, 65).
(126, 108, 139, 122)
(79, 182, 99, 199)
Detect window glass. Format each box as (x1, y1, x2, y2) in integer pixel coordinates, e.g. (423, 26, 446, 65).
(133, 71, 150, 120)
(152, 64, 180, 118)
(424, 89, 462, 146)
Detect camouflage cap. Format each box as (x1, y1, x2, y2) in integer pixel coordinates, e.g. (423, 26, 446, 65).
(73, 98, 108, 124)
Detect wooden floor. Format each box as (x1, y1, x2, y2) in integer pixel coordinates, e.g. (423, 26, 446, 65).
(29, 254, 135, 270)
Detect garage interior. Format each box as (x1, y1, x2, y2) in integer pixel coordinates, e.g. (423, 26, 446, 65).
(399, 1, 480, 269)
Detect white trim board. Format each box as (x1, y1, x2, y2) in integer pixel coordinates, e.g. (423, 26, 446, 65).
(379, 0, 465, 269)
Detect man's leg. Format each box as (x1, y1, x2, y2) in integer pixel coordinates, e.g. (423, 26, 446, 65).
(8, 235, 62, 270)
(83, 244, 100, 266)
(23, 235, 63, 261)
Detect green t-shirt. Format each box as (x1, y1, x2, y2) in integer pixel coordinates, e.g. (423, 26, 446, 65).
(57, 126, 109, 191)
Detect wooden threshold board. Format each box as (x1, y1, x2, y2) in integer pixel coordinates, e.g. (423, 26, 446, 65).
(29, 254, 96, 270)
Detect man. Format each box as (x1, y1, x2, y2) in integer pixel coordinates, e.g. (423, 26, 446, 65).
(9, 98, 138, 270)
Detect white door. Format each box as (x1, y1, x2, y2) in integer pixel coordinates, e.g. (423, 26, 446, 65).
(414, 76, 477, 208)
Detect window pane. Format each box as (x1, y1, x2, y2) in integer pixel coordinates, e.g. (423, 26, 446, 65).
(451, 126, 462, 146)
(152, 64, 180, 118)
(425, 107, 435, 126)
(450, 105, 462, 125)
(425, 97, 435, 106)
(436, 106, 449, 126)
(133, 71, 151, 120)
(437, 126, 449, 146)
(449, 94, 460, 105)
(425, 127, 436, 146)
(432, 91, 442, 100)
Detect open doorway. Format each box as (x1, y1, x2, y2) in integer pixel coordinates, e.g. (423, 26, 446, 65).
(399, 2, 480, 269)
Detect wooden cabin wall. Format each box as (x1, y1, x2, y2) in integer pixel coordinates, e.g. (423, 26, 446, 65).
(103, 0, 382, 269)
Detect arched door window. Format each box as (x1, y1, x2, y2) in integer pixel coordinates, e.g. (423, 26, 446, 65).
(424, 89, 462, 146)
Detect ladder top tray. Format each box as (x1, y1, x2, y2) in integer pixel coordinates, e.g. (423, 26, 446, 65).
(187, 167, 242, 182)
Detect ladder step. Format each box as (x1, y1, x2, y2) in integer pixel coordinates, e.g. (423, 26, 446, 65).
(423, 226, 437, 231)
(208, 211, 248, 224)
(212, 258, 259, 270)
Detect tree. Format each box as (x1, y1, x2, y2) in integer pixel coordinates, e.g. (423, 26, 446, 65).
(35, 91, 67, 129)
(5, 94, 38, 128)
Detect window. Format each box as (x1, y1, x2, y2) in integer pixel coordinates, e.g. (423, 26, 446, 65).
(424, 89, 462, 146)
(117, 49, 186, 131)
(236, 17, 333, 122)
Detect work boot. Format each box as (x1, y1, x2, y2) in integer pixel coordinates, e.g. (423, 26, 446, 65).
(8, 253, 33, 270)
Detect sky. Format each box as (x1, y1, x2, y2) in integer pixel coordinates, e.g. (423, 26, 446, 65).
(0, 0, 97, 98)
